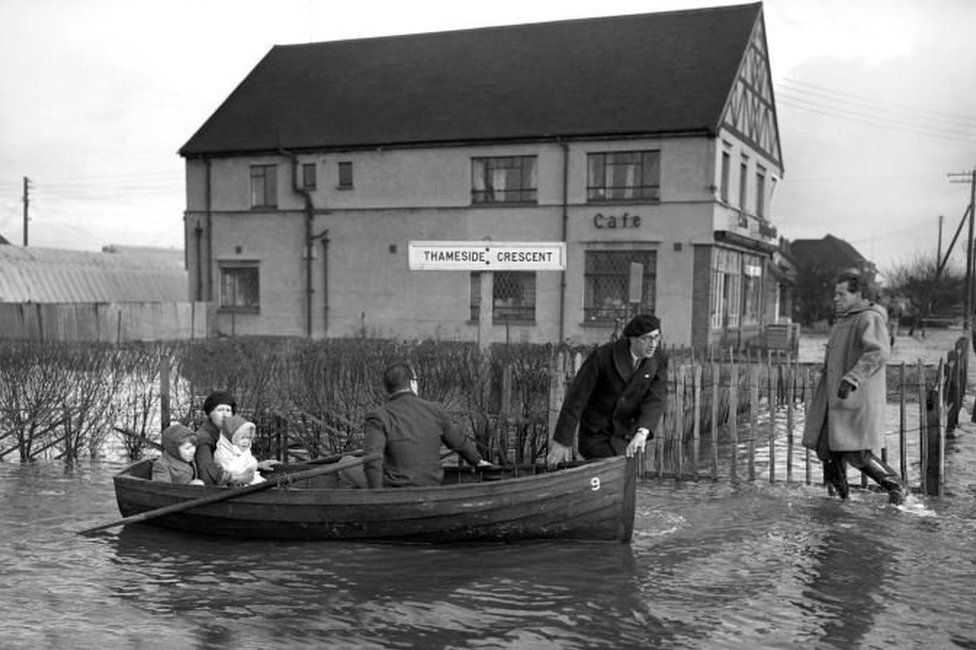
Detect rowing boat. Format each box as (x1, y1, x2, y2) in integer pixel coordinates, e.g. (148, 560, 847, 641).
(111, 455, 637, 543)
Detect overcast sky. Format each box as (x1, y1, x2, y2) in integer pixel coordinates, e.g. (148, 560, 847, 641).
(1, 0, 974, 273)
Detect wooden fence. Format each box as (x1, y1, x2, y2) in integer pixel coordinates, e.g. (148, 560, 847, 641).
(0, 302, 211, 342)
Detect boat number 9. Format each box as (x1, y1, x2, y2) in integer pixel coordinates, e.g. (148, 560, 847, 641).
(590, 477, 601, 491)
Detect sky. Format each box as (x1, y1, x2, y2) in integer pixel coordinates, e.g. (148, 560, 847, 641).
(1, 0, 974, 275)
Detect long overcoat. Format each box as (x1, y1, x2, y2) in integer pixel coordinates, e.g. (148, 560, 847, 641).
(553, 337, 667, 459)
(802, 300, 890, 452)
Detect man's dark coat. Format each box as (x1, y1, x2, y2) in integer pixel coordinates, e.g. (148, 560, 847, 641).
(553, 337, 668, 458)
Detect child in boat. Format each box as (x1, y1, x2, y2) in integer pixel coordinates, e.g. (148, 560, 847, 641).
(152, 423, 205, 485)
(215, 415, 277, 485)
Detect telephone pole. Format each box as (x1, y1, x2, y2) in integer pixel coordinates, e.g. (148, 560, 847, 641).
(22, 176, 31, 246)
(949, 169, 976, 339)
(937, 214, 944, 263)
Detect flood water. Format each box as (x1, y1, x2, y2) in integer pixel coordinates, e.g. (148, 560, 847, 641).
(3, 430, 976, 650)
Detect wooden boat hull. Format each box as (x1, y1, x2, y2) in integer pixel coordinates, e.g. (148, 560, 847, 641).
(113, 456, 636, 543)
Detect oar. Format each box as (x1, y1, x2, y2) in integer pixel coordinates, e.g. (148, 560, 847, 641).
(78, 451, 381, 536)
(114, 426, 164, 452)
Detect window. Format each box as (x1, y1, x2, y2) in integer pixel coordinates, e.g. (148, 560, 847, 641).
(720, 149, 731, 203)
(710, 249, 741, 329)
(587, 151, 660, 202)
(741, 255, 763, 324)
(219, 263, 260, 312)
(250, 165, 277, 208)
(739, 157, 748, 211)
(756, 165, 766, 219)
(583, 251, 656, 323)
(471, 156, 537, 204)
(302, 163, 316, 190)
(338, 161, 353, 189)
(470, 272, 536, 322)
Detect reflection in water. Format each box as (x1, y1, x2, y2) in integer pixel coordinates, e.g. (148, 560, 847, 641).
(798, 507, 892, 648)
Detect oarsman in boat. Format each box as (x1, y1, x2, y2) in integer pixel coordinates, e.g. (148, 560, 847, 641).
(194, 391, 237, 486)
(363, 361, 495, 488)
(802, 269, 906, 505)
(152, 423, 204, 485)
(548, 314, 667, 466)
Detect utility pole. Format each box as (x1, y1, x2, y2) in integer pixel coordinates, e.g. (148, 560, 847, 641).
(949, 169, 976, 341)
(22, 176, 31, 246)
(937, 214, 944, 263)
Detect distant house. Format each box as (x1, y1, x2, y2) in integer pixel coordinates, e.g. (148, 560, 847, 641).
(788, 235, 877, 325)
(790, 235, 877, 280)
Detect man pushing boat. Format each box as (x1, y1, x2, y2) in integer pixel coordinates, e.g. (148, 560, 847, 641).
(548, 314, 668, 466)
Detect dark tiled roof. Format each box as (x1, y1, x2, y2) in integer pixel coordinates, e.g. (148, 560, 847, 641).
(790, 235, 872, 271)
(180, 3, 762, 156)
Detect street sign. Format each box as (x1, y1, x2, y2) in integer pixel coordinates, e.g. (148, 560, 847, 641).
(408, 241, 566, 271)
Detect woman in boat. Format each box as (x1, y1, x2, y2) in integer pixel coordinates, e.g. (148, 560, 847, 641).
(194, 391, 237, 486)
(152, 423, 205, 485)
(215, 415, 278, 485)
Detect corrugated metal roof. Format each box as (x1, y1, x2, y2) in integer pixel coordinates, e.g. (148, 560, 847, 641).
(0, 245, 187, 303)
(180, 3, 762, 156)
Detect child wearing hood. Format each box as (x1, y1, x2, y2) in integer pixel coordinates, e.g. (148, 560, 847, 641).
(214, 415, 278, 485)
(152, 423, 205, 485)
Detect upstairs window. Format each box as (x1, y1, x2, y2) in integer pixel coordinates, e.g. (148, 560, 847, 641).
(739, 156, 749, 211)
(720, 149, 731, 203)
(250, 164, 277, 208)
(471, 156, 537, 204)
(301, 163, 316, 190)
(338, 161, 353, 189)
(219, 262, 260, 312)
(587, 151, 660, 202)
(756, 165, 766, 219)
(583, 250, 657, 323)
(470, 272, 536, 322)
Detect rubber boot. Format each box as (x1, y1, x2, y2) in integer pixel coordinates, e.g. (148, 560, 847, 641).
(859, 453, 906, 505)
(822, 455, 849, 500)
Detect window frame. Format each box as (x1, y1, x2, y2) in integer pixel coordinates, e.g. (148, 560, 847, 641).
(756, 165, 766, 219)
(337, 161, 353, 189)
(250, 164, 277, 208)
(470, 156, 538, 205)
(586, 150, 661, 203)
(582, 250, 657, 324)
(301, 163, 317, 190)
(218, 261, 260, 313)
(720, 148, 731, 203)
(469, 271, 537, 323)
(738, 156, 749, 212)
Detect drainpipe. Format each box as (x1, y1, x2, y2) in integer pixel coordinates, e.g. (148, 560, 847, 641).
(279, 149, 315, 338)
(205, 158, 213, 302)
(559, 140, 569, 344)
(194, 222, 203, 301)
(320, 231, 330, 333)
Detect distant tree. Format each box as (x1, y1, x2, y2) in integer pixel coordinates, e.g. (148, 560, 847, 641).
(884, 255, 964, 327)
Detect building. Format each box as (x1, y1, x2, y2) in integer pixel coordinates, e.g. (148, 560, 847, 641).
(180, 2, 786, 348)
(790, 235, 877, 280)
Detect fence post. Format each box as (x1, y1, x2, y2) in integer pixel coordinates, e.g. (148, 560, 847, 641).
(729, 352, 738, 483)
(748, 359, 758, 481)
(675, 364, 685, 481)
(925, 359, 945, 496)
(547, 352, 566, 456)
(917, 359, 927, 495)
(899, 362, 907, 482)
(159, 352, 171, 428)
(692, 363, 701, 481)
(710, 362, 719, 481)
(768, 351, 776, 484)
(785, 355, 794, 483)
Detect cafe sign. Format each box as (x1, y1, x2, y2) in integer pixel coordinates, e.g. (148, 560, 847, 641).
(408, 241, 567, 271)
